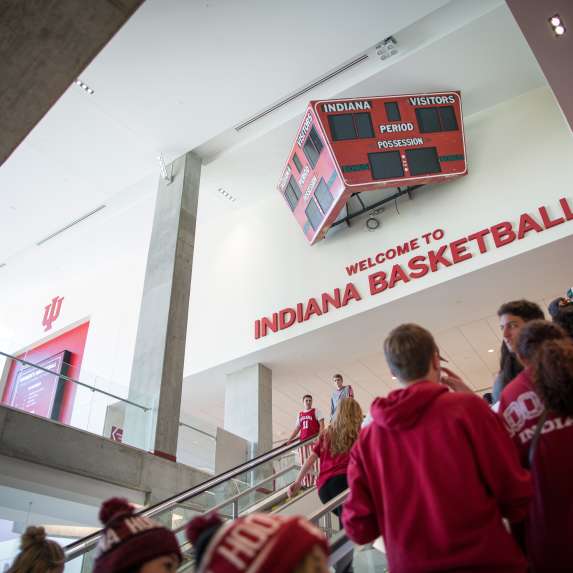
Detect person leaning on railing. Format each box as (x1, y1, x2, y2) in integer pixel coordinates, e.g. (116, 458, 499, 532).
(7, 526, 64, 573)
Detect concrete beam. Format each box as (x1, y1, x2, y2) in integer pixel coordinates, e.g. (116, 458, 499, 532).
(0, 0, 144, 166)
(0, 405, 210, 504)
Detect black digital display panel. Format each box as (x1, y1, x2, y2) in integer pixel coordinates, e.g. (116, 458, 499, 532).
(305, 197, 324, 230)
(416, 108, 441, 133)
(329, 114, 355, 140)
(406, 147, 441, 176)
(385, 102, 401, 121)
(292, 153, 303, 173)
(329, 113, 374, 141)
(438, 106, 458, 131)
(368, 151, 404, 180)
(303, 127, 323, 168)
(314, 178, 333, 214)
(355, 113, 374, 138)
(416, 106, 458, 133)
(284, 176, 301, 211)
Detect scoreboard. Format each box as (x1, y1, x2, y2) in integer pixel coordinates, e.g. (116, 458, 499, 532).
(278, 91, 467, 245)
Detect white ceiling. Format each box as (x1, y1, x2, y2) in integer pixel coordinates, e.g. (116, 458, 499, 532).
(0, 0, 560, 441)
(0, 0, 545, 266)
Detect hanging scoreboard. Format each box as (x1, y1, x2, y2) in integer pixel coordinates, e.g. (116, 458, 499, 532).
(278, 91, 467, 245)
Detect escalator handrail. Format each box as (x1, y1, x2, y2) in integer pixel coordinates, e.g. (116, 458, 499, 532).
(64, 434, 314, 560)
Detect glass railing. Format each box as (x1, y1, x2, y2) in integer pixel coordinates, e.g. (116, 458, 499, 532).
(62, 436, 312, 570)
(0, 350, 156, 450)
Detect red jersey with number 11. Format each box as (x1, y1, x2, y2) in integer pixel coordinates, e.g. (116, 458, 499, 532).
(298, 408, 321, 440)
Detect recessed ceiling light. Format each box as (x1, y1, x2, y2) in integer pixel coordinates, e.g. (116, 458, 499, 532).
(487, 348, 495, 353)
(217, 187, 237, 202)
(549, 14, 566, 37)
(391, 376, 397, 380)
(74, 78, 95, 95)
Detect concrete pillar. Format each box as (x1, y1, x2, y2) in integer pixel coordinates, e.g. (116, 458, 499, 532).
(125, 151, 201, 459)
(506, 0, 573, 132)
(224, 364, 273, 458)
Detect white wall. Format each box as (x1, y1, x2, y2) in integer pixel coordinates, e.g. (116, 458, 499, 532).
(185, 87, 573, 375)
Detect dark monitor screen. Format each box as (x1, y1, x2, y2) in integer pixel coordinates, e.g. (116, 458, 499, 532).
(355, 113, 374, 138)
(292, 153, 303, 173)
(328, 114, 355, 141)
(406, 147, 441, 176)
(416, 107, 441, 133)
(368, 151, 404, 180)
(314, 178, 333, 214)
(438, 106, 458, 131)
(284, 176, 301, 211)
(305, 198, 324, 230)
(385, 101, 401, 121)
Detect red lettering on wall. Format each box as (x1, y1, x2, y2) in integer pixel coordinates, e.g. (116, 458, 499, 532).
(369, 271, 388, 295)
(342, 283, 362, 305)
(428, 245, 452, 272)
(490, 221, 516, 248)
(279, 308, 296, 329)
(517, 213, 543, 239)
(449, 238, 472, 264)
(303, 298, 322, 321)
(408, 255, 429, 278)
(321, 289, 342, 313)
(559, 197, 573, 220)
(388, 264, 410, 288)
(467, 229, 490, 254)
(538, 206, 565, 229)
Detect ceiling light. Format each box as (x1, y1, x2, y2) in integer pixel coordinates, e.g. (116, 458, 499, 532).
(391, 376, 397, 380)
(375, 36, 399, 61)
(549, 14, 566, 37)
(217, 187, 237, 202)
(487, 348, 495, 353)
(74, 78, 95, 95)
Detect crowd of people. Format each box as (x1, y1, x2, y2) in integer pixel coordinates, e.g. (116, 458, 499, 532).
(7, 291, 573, 573)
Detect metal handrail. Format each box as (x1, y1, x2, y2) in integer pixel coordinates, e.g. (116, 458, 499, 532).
(64, 434, 317, 560)
(307, 489, 348, 524)
(0, 350, 148, 412)
(173, 463, 298, 531)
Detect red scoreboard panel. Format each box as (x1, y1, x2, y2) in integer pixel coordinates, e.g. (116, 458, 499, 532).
(278, 91, 467, 244)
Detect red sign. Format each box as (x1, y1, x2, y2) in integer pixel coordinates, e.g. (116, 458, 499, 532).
(42, 296, 64, 331)
(278, 92, 467, 244)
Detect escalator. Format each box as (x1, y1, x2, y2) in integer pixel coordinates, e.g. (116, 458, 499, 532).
(62, 436, 387, 572)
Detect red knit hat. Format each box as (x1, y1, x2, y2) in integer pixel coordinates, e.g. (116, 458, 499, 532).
(186, 512, 328, 573)
(93, 498, 182, 573)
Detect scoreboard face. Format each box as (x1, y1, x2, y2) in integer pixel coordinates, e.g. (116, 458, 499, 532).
(278, 91, 467, 245)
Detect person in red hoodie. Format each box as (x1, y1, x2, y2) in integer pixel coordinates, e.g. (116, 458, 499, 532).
(498, 320, 573, 572)
(342, 323, 532, 573)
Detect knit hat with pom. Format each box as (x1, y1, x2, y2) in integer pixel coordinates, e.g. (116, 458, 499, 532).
(186, 512, 328, 573)
(93, 498, 182, 573)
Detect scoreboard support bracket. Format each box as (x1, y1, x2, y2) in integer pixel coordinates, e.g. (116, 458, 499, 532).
(331, 184, 423, 229)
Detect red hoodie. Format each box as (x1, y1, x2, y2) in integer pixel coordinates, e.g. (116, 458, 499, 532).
(499, 368, 573, 572)
(342, 381, 532, 573)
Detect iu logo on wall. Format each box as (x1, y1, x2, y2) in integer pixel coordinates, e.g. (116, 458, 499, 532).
(42, 296, 64, 331)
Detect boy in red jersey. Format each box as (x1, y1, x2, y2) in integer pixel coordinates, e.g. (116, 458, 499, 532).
(343, 323, 532, 573)
(287, 394, 324, 487)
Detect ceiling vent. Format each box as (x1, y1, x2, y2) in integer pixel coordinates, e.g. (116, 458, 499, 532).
(36, 204, 106, 246)
(234, 53, 369, 132)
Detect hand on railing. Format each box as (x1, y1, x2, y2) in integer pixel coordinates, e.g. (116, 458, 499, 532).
(287, 480, 301, 498)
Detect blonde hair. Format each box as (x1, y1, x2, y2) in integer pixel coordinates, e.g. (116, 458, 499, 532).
(325, 397, 363, 456)
(8, 526, 65, 573)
